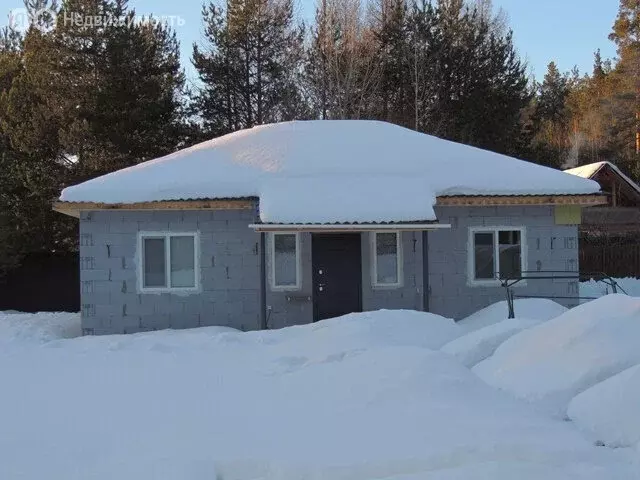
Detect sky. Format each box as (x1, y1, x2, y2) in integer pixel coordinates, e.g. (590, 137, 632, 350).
(5, 0, 620, 83)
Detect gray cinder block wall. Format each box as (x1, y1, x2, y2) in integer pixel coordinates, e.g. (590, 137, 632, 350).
(265, 231, 424, 329)
(427, 205, 580, 319)
(361, 232, 424, 312)
(78, 204, 579, 334)
(264, 232, 314, 330)
(79, 209, 261, 335)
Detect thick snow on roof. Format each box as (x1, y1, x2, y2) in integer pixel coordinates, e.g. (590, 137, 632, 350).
(565, 161, 640, 195)
(564, 162, 606, 179)
(60, 121, 600, 223)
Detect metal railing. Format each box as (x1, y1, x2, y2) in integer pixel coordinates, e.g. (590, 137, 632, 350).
(499, 271, 627, 319)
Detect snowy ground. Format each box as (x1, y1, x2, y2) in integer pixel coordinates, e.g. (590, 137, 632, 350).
(0, 302, 639, 480)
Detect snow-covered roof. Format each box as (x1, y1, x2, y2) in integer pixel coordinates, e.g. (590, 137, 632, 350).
(60, 120, 601, 224)
(564, 161, 640, 196)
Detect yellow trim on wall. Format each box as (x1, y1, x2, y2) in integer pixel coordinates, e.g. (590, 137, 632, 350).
(554, 205, 582, 225)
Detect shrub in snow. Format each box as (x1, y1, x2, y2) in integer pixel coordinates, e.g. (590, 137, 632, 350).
(568, 363, 640, 448)
(473, 295, 640, 418)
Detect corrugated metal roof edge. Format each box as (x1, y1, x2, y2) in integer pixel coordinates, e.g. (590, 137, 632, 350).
(55, 193, 601, 204)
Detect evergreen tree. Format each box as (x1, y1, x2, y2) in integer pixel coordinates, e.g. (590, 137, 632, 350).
(608, 0, 640, 176)
(0, 26, 25, 277)
(0, 19, 74, 277)
(371, 0, 412, 126)
(407, 0, 530, 154)
(0, 0, 189, 276)
(192, 0, 306, 135)
(44, 0, 188, 176)
(526, 62, 571, 167)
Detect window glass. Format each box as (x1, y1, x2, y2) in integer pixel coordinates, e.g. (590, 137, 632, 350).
(376, 232, 399, 284)
(170, 236, 196, 287)
(274, 234, 298, 287)
(474, 232, 495, 280)
(143, 238, 166, 287)
(499, 230, 522, 278)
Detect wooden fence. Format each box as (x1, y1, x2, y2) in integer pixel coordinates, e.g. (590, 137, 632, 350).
(580, 243, 640, 279)
(0, 253, 79, 312)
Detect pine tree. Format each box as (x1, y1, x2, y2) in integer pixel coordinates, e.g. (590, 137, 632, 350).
(526, 62, 572, 167)
(42, 0, 188, 176)
(0, 19, 75, 277)
(371, 0, 412, 126)
(0, 0, 189, 277)
(192, 0, 306, 135)
(0, 26, 25, 277)
(608, 0, 640, 176)
(407, 0, 529, 154)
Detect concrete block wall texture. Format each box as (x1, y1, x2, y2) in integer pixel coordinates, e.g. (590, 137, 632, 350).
(427, 205, 580, 319)
(265, 232, 314, 330)
(265, 231, 424, 328)
(78, 204, 579, 334)
(361, 231, 424, 312)
(79, 209, 261, 335)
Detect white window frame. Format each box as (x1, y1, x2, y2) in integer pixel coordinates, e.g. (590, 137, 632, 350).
(270, 232, 302, 291)
(467, 226, 527, 286)
(371, 231, 403, 288)
(137, 231, 200, 293)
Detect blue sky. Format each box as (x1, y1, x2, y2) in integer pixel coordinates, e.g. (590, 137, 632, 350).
(6, 0, 619, 82)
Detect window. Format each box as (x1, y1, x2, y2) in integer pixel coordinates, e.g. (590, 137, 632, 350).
(271, 233, 300, 290)
(372, 232, 402, 287)
(469, 227, 525, 285)
(139, 232, 198, 292)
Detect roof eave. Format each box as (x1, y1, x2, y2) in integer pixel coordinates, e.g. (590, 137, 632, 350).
(52, 194, 607, 219)
(436, 194, 607, 207)
(248, 223, 450, 232)
(52, 198, 257, 218)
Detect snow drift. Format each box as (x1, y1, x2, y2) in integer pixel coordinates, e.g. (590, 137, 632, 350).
(473, 294, 640, 418)
(457, 298, 567, 333)
(568, 364, 640, 449)
(0, 311, 80, 347)
(441, 317, 543, 368)
(0, 307, 635, 480)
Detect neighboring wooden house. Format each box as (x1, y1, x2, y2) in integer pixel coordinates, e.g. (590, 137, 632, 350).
(565, 161, 640, 232)
(565, 161, 640, 277)
(54, 121, 604, 335)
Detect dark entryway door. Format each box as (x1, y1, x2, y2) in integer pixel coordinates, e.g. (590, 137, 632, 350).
(312, 233, 362, 321)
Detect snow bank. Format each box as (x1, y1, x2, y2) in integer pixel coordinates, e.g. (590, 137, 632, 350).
(474, 295, 640, 418)
(251, 309, 462, 355)
(441, 317, 542, 368)
(0, 309, 634, 479)
(568, 364, 640, 448)
(457, 298, 567, 332)
(0, 311, 80, 347)
(60, 121, 600, 224)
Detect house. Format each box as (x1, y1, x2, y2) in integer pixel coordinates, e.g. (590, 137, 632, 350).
(565, 161, 640, 232)
(54, 120, 604, 335)
(565, 161, 640, 277)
